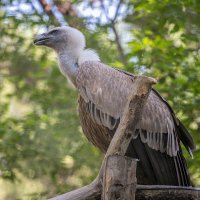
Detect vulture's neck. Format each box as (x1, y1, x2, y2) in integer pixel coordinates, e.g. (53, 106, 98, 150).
(57, 48, 100, 86)
(57, 50, 79, 87)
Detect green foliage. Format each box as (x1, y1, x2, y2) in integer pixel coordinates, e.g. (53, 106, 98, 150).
(0, 0, 200, 199)
(126, 0, 200, 184)
(0, 3, 105, 199)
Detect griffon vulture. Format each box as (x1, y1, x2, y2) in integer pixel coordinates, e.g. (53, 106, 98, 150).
(34, 26, 195, 186)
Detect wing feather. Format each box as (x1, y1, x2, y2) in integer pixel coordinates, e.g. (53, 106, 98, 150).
(76, 61, 183, 156)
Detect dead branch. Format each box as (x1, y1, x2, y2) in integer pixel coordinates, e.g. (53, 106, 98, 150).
(136, 185, 200, 200)
(37, 0, 61, 26)
(100, 0, 128, 66)
(102, 155, 137, 200)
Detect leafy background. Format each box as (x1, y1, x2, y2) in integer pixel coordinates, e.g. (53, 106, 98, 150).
(0, 0, 200, 199)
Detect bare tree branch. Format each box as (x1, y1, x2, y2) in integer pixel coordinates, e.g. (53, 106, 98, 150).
(37, 0, 61, 26)
(111, 23, 128, 65)
(112, 0, 123, 22)
(100, 0, 128, 66)
(136, 185, 200, 200)
(37, 0, 80, 27)
(54, 0, 76, 16)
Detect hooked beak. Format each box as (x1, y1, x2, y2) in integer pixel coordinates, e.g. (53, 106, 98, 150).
(33, 33, 50, 46)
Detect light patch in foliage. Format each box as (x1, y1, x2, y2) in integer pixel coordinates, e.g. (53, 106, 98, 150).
(62, 155, 75, 169)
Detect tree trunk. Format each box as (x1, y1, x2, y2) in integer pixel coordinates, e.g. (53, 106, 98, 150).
(102, 155, 137, 200)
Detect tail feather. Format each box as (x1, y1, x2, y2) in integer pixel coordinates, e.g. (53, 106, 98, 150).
(126, 137, 157, 184)
(174, 150, 191, 186)
(126, 135, 191, 186)
(177, 120, 195, 156)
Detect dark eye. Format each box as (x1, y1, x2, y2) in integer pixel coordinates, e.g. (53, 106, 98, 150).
(49, 29, 59, 35)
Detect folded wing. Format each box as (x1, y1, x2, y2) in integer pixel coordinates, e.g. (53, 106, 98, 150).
(76, 61, 192, 156)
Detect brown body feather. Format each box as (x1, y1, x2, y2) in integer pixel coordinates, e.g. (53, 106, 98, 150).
(78, 96, 191, 186)
(78, 96, 114, 153)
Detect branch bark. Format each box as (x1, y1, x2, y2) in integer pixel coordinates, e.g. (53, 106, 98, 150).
(37, 0, 78, 27)
(37, 0, 61, 26)
(102, 155, 137, 200)
(111, 23, 128, 66)
(136, 185, 200, 200)
(49, 177, 101, 200)
(100, 0, 128, 66)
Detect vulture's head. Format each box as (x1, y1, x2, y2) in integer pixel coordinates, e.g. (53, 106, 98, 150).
(34, 26, 86, 53)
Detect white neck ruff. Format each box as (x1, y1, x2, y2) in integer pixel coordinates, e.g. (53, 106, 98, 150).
(78, 49, 100, 66)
